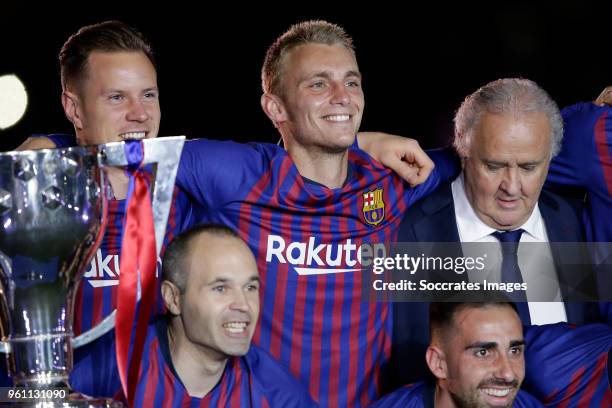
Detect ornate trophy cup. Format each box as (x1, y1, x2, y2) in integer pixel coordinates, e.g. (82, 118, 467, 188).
(0, 137, 185, 407)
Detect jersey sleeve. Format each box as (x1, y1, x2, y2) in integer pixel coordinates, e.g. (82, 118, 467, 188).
(408, 147, 461, 206)
(367, 383, 429, 408)
(523, 322, 611, 407)
(175, 138, 273, 213)
(427, 146, 461, 184)
(547, 102, 603, 190)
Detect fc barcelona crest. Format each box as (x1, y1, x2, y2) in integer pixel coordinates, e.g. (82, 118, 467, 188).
(362, 188, 385, 226)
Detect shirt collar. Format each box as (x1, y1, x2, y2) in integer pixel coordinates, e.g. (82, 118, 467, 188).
(451, 173, 546, 240)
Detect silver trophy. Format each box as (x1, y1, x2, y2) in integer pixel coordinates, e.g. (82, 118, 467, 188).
(0, 137, 185, 407)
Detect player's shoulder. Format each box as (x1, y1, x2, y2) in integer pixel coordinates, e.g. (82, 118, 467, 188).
(562, 102, 611, 135)
(525, 321, 612, 350)
(562, 101, 611, 118)
(244, 345, 316, 405)
(183, 138, 283, 160)
(369, 382, 429, 408)
(514, 390, 545, 407)
(244, 345, 295, 378)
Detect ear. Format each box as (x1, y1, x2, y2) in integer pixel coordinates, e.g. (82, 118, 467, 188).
(260, 93, 288, 126)
(426, 345, 448, 380)
(61, 90, 84, 130)
(161, 281, 182, 315)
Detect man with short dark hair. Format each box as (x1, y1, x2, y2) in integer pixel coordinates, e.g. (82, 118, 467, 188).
(123, 224, 315, 406)
(372, 302, 543, 408)
(11, 21, 189, 397)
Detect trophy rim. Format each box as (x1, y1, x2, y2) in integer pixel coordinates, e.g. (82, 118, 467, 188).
(0, 145, 99, 158)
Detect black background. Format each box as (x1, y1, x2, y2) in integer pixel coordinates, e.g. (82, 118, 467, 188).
(1, 2, 610, 152)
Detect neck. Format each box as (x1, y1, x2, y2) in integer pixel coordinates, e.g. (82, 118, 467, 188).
(434, 383, 456, 408)
(167, 317, 227, 398)
(105, 167, 129, 200)
(285, 142, 349, 189)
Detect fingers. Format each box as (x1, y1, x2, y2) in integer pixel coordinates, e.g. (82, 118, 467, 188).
(404, 144, 435, 186)
(594, 86, 612, 106)
(378, 140, 435, 187)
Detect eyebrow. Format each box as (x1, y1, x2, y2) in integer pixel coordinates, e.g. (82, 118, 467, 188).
(104, 86, 159, 94)
(465, 341, 497, 351)
(465, 339, 525, 350)
(483, 159, 543, 166)
(509, 340, 525, 348)
(207, 275, 260, 285)
(299, 70, 362, 83)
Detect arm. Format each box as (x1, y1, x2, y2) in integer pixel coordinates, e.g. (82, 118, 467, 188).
(595, 86, 612, 106)
(15, 134, 76, 150)
(523, 322, 611, 405)
(356, 131, 434, 187)
(15, 135, 57, 150)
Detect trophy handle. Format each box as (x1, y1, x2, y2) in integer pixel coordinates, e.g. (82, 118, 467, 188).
(71, 136, 185, 348)
(0, 251, 11, 354)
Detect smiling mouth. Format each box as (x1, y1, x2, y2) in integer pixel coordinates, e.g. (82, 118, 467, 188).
(222, 321, 249, 334)
(481, 387, 512, 398)
(119, 131, 147, 140)
(322, 114, 351, 122)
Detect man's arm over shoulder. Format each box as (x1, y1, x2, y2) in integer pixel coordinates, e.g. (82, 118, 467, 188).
(405, 147, 460, 207)
(16, 136, 57, 150)
(15, 134, 76, 150)
(176, 138, 278, 213)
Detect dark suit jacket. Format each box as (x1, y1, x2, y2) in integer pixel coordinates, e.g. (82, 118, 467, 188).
(387, 181, 602, 390)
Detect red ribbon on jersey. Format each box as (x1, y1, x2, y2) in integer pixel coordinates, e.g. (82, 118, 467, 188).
(116, 141, 157, 407)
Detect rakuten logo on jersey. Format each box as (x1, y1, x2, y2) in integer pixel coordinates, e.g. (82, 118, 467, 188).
(82, 250, 162, 288)
(266, 234, 386, 275)
(83, 249, 120, 287)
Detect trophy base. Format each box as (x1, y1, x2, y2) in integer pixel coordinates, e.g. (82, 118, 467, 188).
(10, 394, 123, 407)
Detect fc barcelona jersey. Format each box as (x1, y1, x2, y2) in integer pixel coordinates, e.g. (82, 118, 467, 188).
(523, 322, 611, 407)
(547, 102, 612, 242)
(42, 134, 190, 333)
(131, 318, 315, 407)
(368, 381, 544, 408)
(176, 138, 441, 407)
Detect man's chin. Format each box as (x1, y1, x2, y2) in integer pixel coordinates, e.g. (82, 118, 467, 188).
(222, 345, 250, 358)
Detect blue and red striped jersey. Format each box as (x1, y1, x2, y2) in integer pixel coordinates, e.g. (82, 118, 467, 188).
(73, 188, 188, 334)
(547, 102, 612, 243)
(523, 322, 611, 407)
(130, 318, 316, 408)
(369, 381, 544, 408)
(176, 138, 441, 407)
(41, 134, 190, 334)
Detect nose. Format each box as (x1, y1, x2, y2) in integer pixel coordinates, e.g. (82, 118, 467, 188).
(330, 81, 350, 106)
(126, 98, 149, 122)
(229, 289, 250, 313)
(500, 167, 520, 196)
(493, 353, 518, 383)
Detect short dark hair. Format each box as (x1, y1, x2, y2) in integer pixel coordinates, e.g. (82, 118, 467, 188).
(261, 20, 355, 96)
(161, 224, 240, 292)
(429, 301, 518, 341)
(59, 20, 155, 91)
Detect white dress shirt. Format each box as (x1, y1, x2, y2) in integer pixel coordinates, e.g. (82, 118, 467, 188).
(451, 174, 567, 325)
